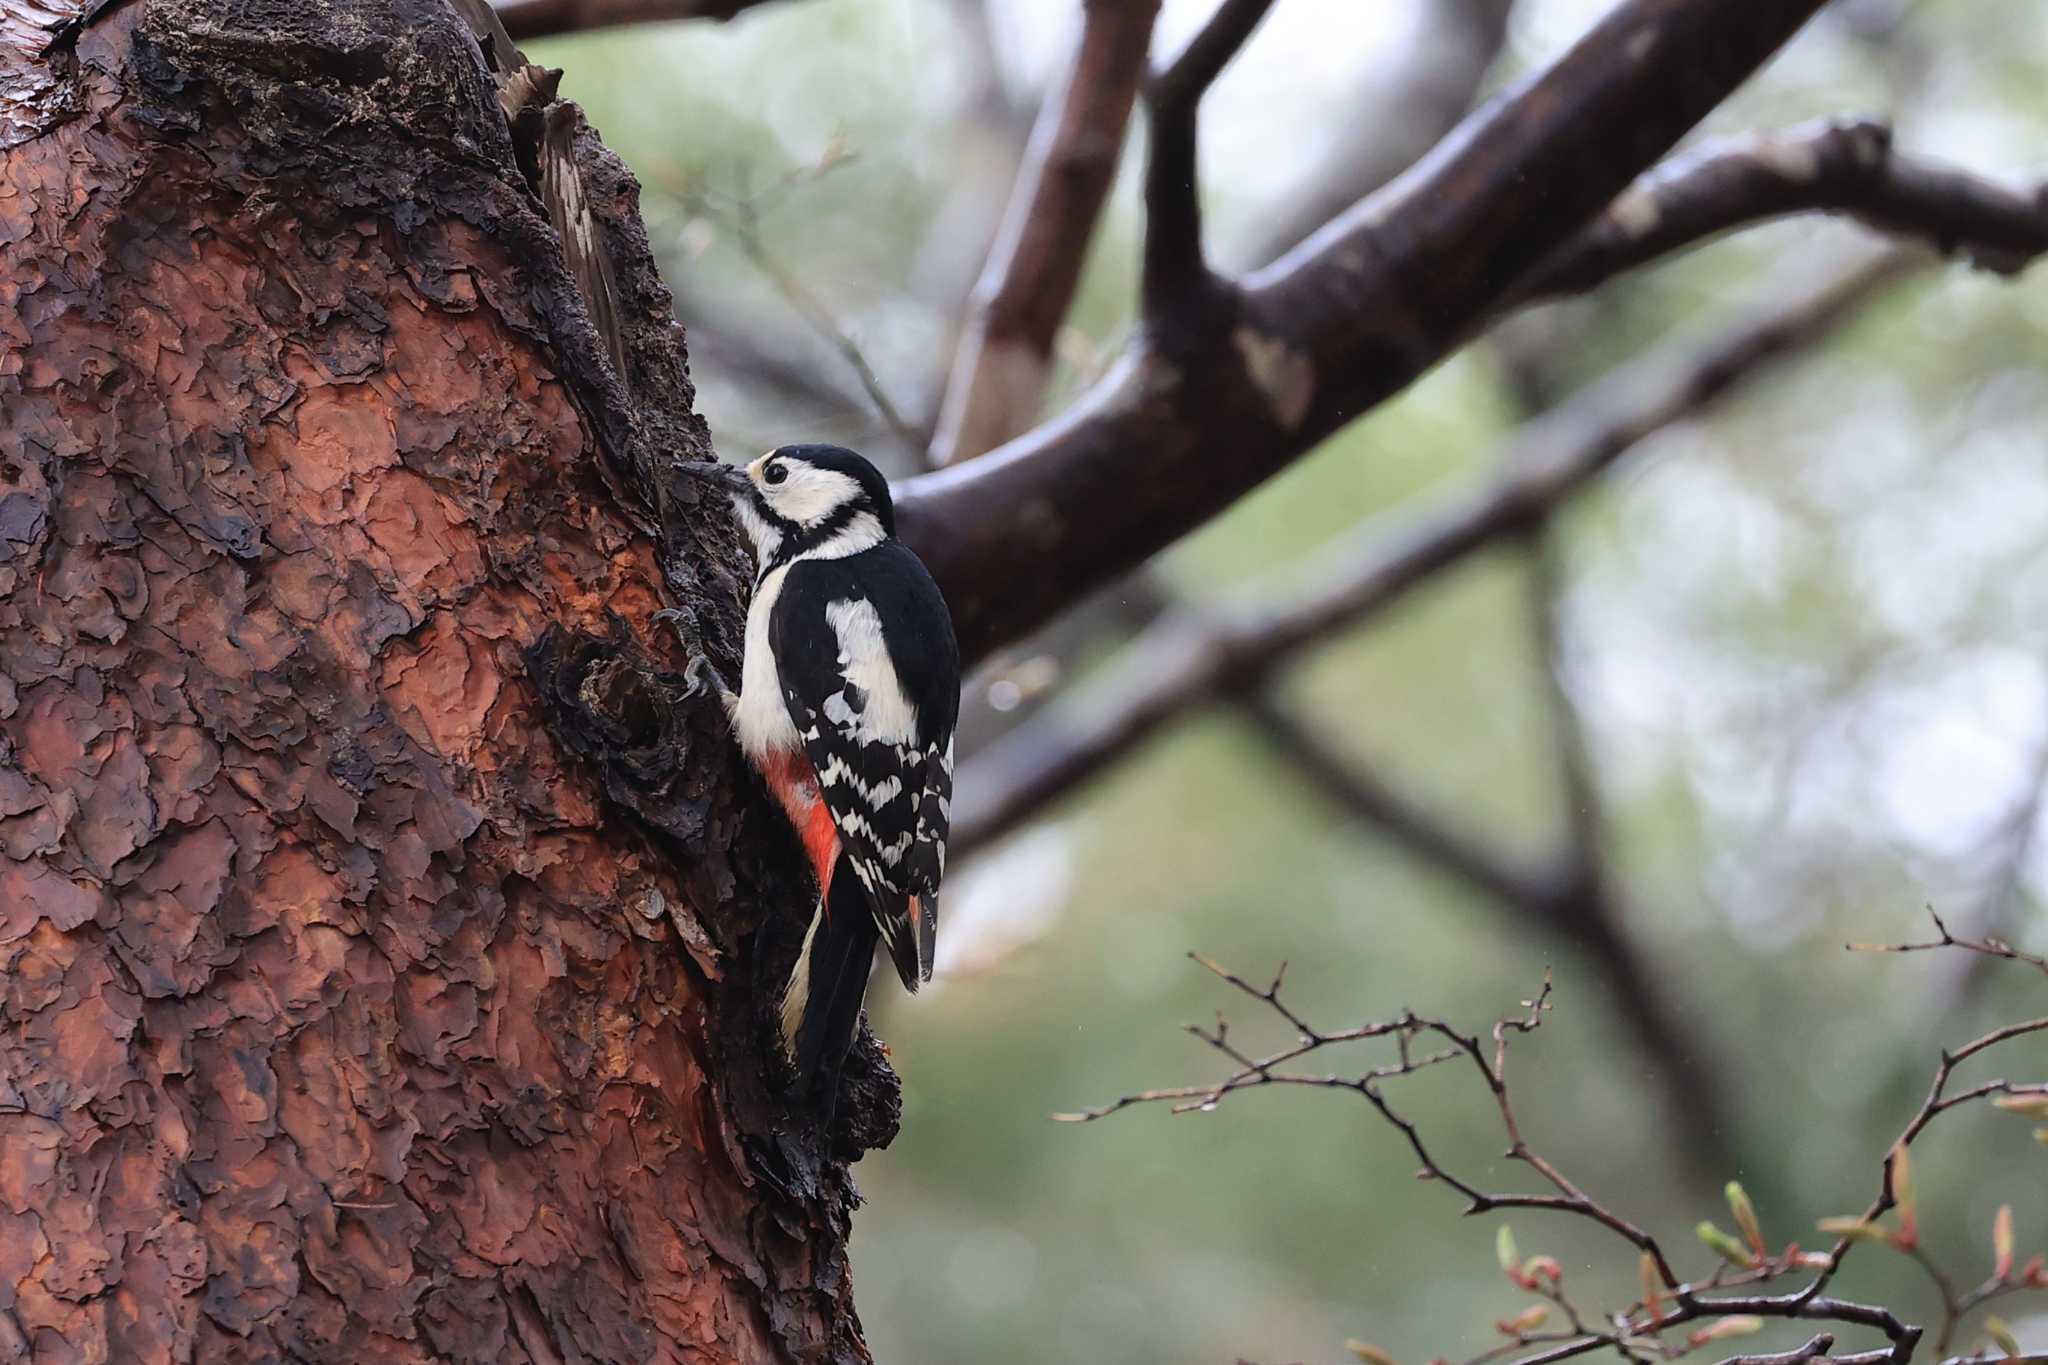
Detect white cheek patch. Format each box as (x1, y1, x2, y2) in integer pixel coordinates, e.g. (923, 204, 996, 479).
(769, 467, 863, 527)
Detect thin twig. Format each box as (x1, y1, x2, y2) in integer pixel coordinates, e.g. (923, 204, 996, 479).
(1944, 733, 2048, 1007)
(1850, 908, 2048, 980)
(1065, 935, 2048, 1365)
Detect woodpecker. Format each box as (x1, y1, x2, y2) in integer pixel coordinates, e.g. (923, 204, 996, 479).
(676, 444, 959, 1097)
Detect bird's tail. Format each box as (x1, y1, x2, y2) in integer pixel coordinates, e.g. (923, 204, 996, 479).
(779, 856, 879, 1102)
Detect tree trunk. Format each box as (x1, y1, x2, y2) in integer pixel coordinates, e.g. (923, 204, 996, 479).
(0, 2, 886, 1360)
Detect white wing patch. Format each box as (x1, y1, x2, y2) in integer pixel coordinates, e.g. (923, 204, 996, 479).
(822, 597, 919, 743)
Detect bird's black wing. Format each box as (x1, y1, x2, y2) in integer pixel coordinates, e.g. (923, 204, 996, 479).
(772, 543, 958, 988)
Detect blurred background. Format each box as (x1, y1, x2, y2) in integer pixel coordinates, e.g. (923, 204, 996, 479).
(529, 3, 2048, 1361)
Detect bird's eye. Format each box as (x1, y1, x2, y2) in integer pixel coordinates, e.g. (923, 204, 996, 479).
(764, 462, 788, 486)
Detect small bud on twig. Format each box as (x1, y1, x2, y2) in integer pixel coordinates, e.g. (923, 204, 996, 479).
(1994, 1205, 2015, 1281)
(1983, 1316, 2021, 1358)
(1347, 1341, 1398, 1365)
(1890, 1141, 1916, 1210)
(1698, 1220, 1758, 1268)
(1992, 1093, 2048, 1119)
(1817, 1216, 1890, 1244)
(1725, 1181, 1765, 1257)
(1639, 1251, 1665, 1328)
(1496, 1306, 1549, 1338)
(1688, 1316, 1765, 1346)
(1497, 1225, 1545, 1289)
(1887, 1144, 1918, 1249)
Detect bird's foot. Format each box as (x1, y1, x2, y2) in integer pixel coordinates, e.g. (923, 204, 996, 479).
(651, 608, 738, 717)
(652, 605, 691, 641)
(681, 652, 739, 720)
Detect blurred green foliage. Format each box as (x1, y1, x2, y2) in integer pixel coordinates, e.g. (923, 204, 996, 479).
(541, 2, 2048, 1360)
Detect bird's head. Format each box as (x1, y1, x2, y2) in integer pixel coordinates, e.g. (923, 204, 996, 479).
(682, 444, 894, 568)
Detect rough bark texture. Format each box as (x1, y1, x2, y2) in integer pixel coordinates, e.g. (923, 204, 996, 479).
(0, 2, 884, 1361)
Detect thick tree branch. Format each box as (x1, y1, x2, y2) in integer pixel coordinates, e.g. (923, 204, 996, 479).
(929, 0, 1163, 467)
(949, 251, 1917, 859)
(950, 0, 1504, 758)
(1139, 0, 1276, 320)
(900, 0, 1835, 661)
(1515, 117, 2048, 303)
(494, 0, 782, 40)
(894, 0, 2048, 667)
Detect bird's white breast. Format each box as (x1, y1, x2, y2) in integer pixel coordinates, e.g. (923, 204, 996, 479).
(735, 562, 799, 759)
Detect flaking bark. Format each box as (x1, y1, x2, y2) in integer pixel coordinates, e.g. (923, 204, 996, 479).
(0, 1, 885, 1360)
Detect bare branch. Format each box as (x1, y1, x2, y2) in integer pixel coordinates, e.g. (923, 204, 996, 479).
(900, 0, 1866, 663)
(950, 252, 1916, 859)
(1061, 970, 1694, 1286)
(1849, 908, 2048, 981)
(1140, 0, 1278, 319)
(1799, 940, 2048, 1302)
(1239, 690, 1740, 1182)
(944, 0, 1503, 748)
(1716, 1334, 1835, 1365)
(1939, 735, 2048, 1010)
(1068, 941, 2048, 1365)
(493, 0, 783, 40)
(1515, 118, 2048, 305)
(930, 0, 1163, 467)
(1152, 0, 1278, 109)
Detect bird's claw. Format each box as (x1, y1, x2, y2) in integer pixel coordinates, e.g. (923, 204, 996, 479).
(649, 607, 727, 705)
(681, 652, 727, 702)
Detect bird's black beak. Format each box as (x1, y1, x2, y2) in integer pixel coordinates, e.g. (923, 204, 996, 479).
(675, 460, 751, 495)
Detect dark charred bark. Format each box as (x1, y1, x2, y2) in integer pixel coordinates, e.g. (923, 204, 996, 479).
(0, 1, 882, 1360)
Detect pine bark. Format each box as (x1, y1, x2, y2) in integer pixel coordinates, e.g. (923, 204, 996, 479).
(0, 2, 885, 1360)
